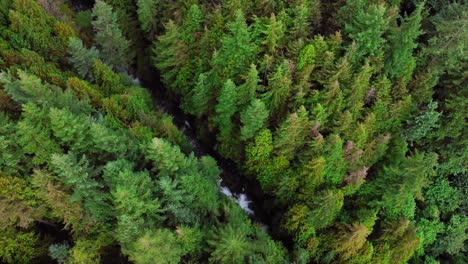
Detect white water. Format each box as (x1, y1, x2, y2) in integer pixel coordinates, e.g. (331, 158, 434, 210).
(219, 180, 254, 215)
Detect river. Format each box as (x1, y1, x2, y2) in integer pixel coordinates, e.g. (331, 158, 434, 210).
(139, 75, 277, 232)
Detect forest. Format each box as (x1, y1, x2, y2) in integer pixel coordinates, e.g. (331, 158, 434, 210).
(0, 0, 466, 263)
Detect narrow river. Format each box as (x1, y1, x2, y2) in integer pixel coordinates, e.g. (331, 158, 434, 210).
(68, 0, 279, 236)
(140, 76, 275, 232)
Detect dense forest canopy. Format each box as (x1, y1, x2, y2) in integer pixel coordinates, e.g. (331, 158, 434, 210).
(0, 0, 466, 263)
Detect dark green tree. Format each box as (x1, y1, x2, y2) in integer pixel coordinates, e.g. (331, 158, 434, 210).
(92, 0, 132, 71)
(68, 37, 100, 82)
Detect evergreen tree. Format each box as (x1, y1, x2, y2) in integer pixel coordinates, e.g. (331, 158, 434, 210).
(274, 106, 311, 160)
(261, 13, 285, 54)
(136, 0, 159, 35)
(212, 9, 258, 80)
(67, 37, 100, 82)
(128, 229, 186, 264)
(153, 20, 188, 93)
(92, 0, 132, 72)
(263, 59, 293, 116)
(215, 79, 238, 131)
(240, 99, 269, 140)
(50, 153, 113, 221)
(238, 64, 261, 108)
(386, 3, 424, 84)
(344, 4, 389, 63)
(183, 73, 211, 118)
(330, 222, 370, 260)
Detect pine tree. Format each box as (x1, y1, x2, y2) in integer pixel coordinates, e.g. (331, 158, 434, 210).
(345, 61, 373, 118)
(181, 4, 204, 44)
(386, 3, 423, 84)
(67, 37, 100, 82)
(153, 20, 188, 93)
(240, 99, 269, 140)
(16, 103, 62, 166)
(183, 73, 211, 118)
(50, 153, 113, 221)
(330, 222, 370, 260)
(136, 0, 158, 35)
(307, 189, 344, 229)
(274, 106, 311, 160)
(344, 4, 389, 63)
(128, 229, 186, 264)
(215, 79, 238, 130)
(212, 9, 257, 80)
(238, 64, 260, 108)
(92, 0, 132, 72)
(263, 59, 293, 116)
(145, 138, 197, 178)
(261, 13, 285, 54)
(245, 129, 273, 175)
(208, 223, 254, 263)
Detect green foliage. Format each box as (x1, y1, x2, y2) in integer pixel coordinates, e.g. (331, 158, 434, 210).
(238, 64, 261, 107)
(308, 189, 344, 229)
(213, 9, 258, 80)
(261, 13, 285, 54)
(136, 0, 158, 34)
(146, 137, 195, 177)
(50, 153, 113, 221)
(92, 0, 132, 72)
(128, 229, 186, 264)
(263, 59, 293, 115)
(240, 99, 269, 140)
(183, 73, 211, 117)
(424, 178, 462, 216)
(68, 238, 103, 264)
(215, 79, 238, 130)
(0, 0, 466, 263)
(0, 229, 44, 264)
(297, 43, 316, 70)
(6, 0, 73, 60)
(404, 101, 441, 143)
(344, 4, 389, 62)
(245, 128, 273, 174)
(386, 3, 424, 83)
(428, 214, 468, 257)
(68, 37, 99, 82)
(274, 106, 311, 160)
(49, 243, 70, 264)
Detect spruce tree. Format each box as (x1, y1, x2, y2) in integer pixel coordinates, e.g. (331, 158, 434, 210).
(386, 3, 424, 84)
(240, 99, 269, 140)
(92, 0, 132, 72)
(212, 9, 258, 80)
(67, 37, 100, 82)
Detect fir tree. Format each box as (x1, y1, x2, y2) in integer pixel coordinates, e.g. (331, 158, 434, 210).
(67, 37, 100, 82)
(92, 0, 132, 72)
(240, 99, 269, 140)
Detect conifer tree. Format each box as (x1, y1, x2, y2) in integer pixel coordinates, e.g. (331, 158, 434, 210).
(345, 4, 389, 63)
(386, 3, 424, 84)
(92, 0, 132, 72)
(330, 222, 370, 260)
(240, 99, 269, 140)
(263, 60, 293, 116)
(183, 73, 211, 118)
(274, 106, 311, 160)
(181, 4, 204, 44)
(67, 37, 100, 82)
(261, 13, 285, 54)
(136, 0, 159, 35)
(153, 20, 188, 93)
(213, 9, 257, 80)
(238, 64, 261, 108)
(215, 79, 238, 131)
